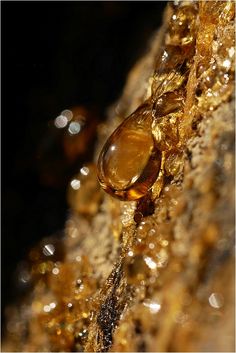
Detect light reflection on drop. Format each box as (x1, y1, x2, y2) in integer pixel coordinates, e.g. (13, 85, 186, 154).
(208, 292, 224, 309)
(144, 256, 157, 270)
(143, 299, 161, 314)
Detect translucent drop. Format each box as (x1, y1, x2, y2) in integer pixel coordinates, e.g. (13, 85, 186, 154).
(97, 103, 162, 201)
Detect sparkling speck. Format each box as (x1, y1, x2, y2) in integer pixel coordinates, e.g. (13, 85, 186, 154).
(228, 47, 235, 58)
(222, 59, 231, 69)
(50, 302, 56, 309)
(143, 299, 161, 314)
(68, 121, 81, 135)
(61, 109, 73, 121)
(148, 243, 155, 250)
(144, 256, 157, 270)
(43, 244, 55, 257)
(43, 305, 51, 313)
(70, 179, 81, 190)
(54, 115, 68, 128)
(80, 166, 90, 176)
(161, 240, 169, 247)
(52, 267, 60, 275)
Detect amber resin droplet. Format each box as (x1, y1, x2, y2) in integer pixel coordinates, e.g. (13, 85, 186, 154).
(97, 103, 162, 201)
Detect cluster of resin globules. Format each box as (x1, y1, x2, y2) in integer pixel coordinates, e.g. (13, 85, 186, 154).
(97, 2, 198, 202)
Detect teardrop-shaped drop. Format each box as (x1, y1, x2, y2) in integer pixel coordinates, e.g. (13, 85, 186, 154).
(97, 103, 162, 201)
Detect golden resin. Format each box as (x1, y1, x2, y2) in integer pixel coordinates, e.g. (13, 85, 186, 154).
(97, 103, 162, 201)
(97, 2, 198, 202)
(3, 2, 235, 353)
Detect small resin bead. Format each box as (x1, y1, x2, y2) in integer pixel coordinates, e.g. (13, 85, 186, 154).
(97, 103, 162, 201)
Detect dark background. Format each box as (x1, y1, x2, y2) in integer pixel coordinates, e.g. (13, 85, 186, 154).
(2, 1, 166, 327)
